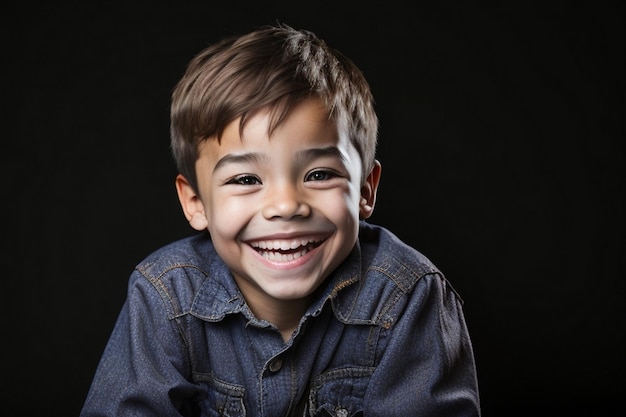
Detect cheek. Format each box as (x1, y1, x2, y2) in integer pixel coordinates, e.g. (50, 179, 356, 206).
(321, 192, 361, 227)
(206, 197, 249, 238)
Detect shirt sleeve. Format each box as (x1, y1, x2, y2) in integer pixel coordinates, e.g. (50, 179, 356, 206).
(80, 270, 204, 417)
(364, 273, 481, 416)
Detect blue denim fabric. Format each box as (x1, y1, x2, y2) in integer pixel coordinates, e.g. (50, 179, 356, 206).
(80, 222, 481, 416)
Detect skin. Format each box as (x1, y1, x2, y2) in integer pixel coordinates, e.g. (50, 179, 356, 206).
(176, 97, 381, 341)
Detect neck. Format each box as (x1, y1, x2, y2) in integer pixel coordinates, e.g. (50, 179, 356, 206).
(249, 295, 312, 343)
(271, 300, 311, 342)
(232, 275, 317, 342)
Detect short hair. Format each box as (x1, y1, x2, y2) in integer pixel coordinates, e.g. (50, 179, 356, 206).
(170, 24, 378, 191)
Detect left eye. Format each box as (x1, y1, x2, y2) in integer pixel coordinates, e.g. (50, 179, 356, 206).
(227, 175, 261, 185)
(305, 170, 335, 181)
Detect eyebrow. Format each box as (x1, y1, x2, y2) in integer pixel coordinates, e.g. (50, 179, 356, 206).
(213, 152, 268, 172)
(295, 146, 346, 164)
(213, 146, 345, 172)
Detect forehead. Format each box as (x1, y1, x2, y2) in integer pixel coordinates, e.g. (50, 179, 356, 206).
(205, 98, 352, 157)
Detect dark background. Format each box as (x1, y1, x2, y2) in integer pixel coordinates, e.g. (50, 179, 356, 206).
(2, 1, 623, 415)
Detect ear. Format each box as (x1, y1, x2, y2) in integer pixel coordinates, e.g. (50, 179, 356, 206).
(359, 159, 382, 220)
(175, 174, 208, 231)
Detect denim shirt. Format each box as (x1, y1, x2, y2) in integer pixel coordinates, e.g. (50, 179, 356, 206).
(81, 222, 481, 416)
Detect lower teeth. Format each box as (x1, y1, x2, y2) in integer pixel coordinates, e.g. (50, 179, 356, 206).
(262, 249, 308, 261)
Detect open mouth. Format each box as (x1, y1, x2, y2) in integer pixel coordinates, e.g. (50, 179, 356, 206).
(249, 238, 326, 262)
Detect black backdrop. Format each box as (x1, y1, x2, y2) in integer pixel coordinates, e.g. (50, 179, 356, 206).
(2, 1, 623, 415)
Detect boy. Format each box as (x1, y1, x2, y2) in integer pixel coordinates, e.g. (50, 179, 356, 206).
(81, 24, 481, 416)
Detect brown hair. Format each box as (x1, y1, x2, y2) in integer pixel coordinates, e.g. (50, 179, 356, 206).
(170, 24, 378, 191)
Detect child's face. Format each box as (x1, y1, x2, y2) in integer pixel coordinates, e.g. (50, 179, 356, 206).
(177, 97, 380, 314)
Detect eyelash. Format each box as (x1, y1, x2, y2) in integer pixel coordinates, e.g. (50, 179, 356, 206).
(226, 175, 261, 186)
(225, 169, 339, 185)
(305, 169, 338, 181)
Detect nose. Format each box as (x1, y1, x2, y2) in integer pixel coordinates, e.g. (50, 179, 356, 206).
(261, 182, 311, 220)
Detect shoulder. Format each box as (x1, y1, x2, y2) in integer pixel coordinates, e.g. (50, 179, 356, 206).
(358, 221, 442, 284)
(127, 233, 235, 318)
(332, 222, 460, 323)
(135, 232, 218, 280)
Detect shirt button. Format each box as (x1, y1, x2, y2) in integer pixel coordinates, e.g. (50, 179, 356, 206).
(335, 407, 348, 417)
(268, 358, 283, 372)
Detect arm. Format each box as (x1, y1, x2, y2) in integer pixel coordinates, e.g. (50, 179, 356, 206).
(80, 271, 203, 417)
(364, 273, 481, 416)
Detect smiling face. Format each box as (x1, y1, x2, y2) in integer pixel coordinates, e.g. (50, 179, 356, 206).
(176, 97, 381, 323)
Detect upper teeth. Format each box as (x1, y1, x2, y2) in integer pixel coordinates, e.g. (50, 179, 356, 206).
(250, 239, 317, 251)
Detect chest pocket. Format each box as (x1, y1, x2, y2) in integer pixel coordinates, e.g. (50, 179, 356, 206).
(194, 372, 246, 417)
(306, 366, 374, 417)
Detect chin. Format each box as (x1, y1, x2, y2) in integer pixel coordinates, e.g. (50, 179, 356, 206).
(267, 285, 318, 302)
